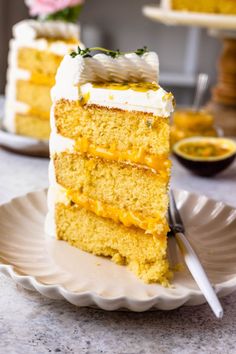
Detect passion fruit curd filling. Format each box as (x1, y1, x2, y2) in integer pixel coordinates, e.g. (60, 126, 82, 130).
(92, 82, 160, 92)
(78, 82, 160, 104)
(28, 107, 50, 120)
(179, 141, 233, 158)
(29, 72, 55, 86)
(74, 137, 171, 174)
(67, 190, 169, 236)
(42, 37, 78, 44)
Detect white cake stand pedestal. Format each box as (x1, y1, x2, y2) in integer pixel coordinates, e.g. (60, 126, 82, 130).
(142, 6, 236, 135)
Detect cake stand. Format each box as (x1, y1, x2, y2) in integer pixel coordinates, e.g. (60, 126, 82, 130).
(142, 6, 236, 136)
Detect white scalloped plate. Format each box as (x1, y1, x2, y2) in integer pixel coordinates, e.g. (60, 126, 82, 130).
(0, 96, 49, 157)
(0, 189, 236, 311)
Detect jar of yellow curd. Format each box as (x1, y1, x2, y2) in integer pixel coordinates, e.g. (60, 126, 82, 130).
(170, 109, 219, 147)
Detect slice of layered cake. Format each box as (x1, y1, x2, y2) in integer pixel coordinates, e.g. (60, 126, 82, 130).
(46, 47, 174, 284)
(4, 20, 82, 140)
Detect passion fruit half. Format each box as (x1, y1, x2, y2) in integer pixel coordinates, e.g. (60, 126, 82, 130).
(173, 137, 236, 177)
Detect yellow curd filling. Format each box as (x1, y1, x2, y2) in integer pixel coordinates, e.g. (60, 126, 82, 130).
(78, 82, 161, 104)
(178, 140, 233, 159)
(92, 82, 160, 92)
(29, 72, 55, 87)
(67, 190, 169, 236)
(17, 107, 50, 120)
(46, 37, 78, 43)
(27, 107, 50, 120)
(74, 137, 171, 174)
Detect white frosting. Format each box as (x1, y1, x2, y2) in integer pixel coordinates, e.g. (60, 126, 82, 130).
(54, 52, 159, 86)
(46, 106, 69, 237)
(4, 40, 30, 132)
(51, 53, 174, 116)
(12, 20, 81, 56)
(4, 19, 82, 133)
(13, 19, 80, 41)
(82, 83, 173, 117)
(79, 52, 159, 84)
(50, 130, 75, 153)
(45, 160, 68, 238)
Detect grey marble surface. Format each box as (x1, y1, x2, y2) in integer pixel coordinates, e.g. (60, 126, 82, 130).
(0, 147, 236, 354)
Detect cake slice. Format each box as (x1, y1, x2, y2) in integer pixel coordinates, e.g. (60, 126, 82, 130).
(46, 47, 174, 284)
(4, 20, 82, 140)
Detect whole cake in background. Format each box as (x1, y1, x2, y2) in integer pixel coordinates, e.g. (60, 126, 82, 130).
(46, 46, 175, 284)
(4, 0, 84, 140)
(161, 0, 236, 14)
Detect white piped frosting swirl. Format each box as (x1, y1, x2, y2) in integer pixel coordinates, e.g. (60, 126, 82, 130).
(57, 52, 159, 85)
(13, 19, 79, 41)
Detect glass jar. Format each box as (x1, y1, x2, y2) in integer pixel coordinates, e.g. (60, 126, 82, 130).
(170, 109, 219, 147)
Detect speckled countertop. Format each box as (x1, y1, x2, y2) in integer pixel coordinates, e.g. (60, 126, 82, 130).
(0, 147, 236, 354)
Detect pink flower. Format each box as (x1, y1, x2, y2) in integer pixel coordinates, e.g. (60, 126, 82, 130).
(25, 0, 84, 16)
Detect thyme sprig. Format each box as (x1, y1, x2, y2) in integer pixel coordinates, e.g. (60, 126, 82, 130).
(70, 46, 149, 59)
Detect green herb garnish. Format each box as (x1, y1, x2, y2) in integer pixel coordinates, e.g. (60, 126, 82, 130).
(135, 46, 148, 56)
(70, 46, 149, 59)
(44, 4, 83, 23)
(70, 47, 92, 58)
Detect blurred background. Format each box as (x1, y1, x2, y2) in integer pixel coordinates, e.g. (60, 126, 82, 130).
(0, 0, 221, 105)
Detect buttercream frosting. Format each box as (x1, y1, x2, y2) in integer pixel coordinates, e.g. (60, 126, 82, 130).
(49, 130, 75, 154)
(54, 52, 159, 86)
(4, 40, 30, 132)
(13, 19, 80, 41)
(51, 53, 174, 116)
(45, 161, 67, 238)
(81, 83, 173, 117)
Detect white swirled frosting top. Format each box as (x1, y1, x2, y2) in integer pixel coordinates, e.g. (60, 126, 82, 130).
(13, 20, 79, 41)
(52, 52, 174, 116)
(55, 52, 159, 85)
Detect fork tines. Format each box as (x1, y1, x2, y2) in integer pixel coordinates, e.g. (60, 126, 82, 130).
(168, 190, 185, 234)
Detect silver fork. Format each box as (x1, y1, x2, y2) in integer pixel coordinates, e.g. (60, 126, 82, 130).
(168, 190, 223, 319)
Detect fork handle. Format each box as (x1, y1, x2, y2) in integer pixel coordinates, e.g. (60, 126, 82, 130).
(175, 232, 223, 319)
